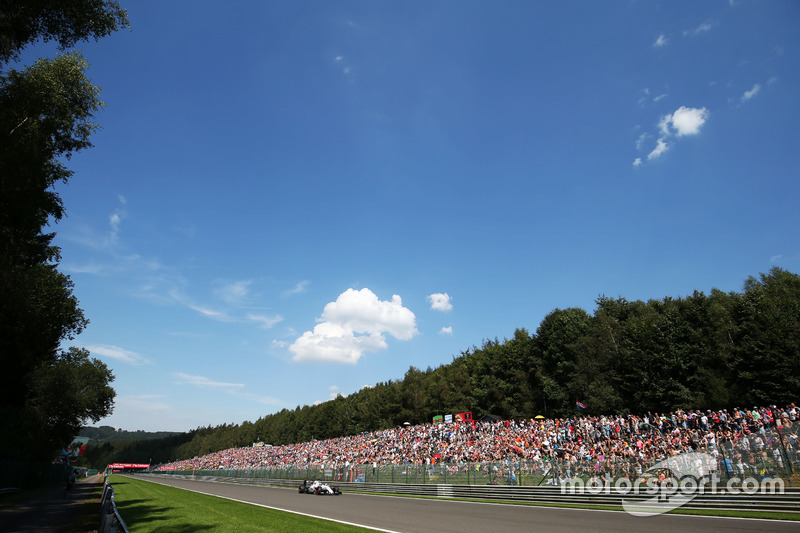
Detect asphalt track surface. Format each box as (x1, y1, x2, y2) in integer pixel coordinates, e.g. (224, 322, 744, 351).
(126, 475, 799, 533)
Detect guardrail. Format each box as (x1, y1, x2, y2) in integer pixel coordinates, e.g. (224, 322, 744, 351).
(99, 479, 130, 533)
(143, 472, 800, 514)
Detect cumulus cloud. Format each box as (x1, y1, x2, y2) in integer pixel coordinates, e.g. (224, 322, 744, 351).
(88, 344, 151, 366)
(669, 106, 709, 136)
(289, 288, 418, 364)
(427, 292, 453, 312)
(439, 326, 453, 335)
(653, 34, 668, 48)
(637, 106, 708, 164)
(741, 83, 761, 103)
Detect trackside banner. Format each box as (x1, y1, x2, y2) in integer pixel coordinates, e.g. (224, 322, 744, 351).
(108, 463, 150, 469)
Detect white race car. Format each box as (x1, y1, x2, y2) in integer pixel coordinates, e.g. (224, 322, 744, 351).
(298, 479, 342, 495)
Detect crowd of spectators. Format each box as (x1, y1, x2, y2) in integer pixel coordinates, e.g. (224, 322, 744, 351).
(155, 403, 799, 481)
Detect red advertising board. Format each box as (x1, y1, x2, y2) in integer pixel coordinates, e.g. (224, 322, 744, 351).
(107, 463, 150, 470)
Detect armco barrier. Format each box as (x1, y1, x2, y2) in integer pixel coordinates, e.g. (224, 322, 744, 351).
(141, 472, 800, 514)
(99, 480, 130, 533)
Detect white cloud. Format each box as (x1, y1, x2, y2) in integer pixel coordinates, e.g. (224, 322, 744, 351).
(741, 83, 761, 103)
(190, 305, 235, 322)
(647, 138, 670, 160)
(770, 254, 783, 263)
(439, 326, 453, 335)
(215, 280, 251, 304)
(174, 373, 245, 391)
(334, 56, 343, 62)
(87, 344, 152, 366)
(289, 288, 418, 364)
(665, 106, 709, 136)
(639, 106, 709, 165)
(653, 94, 667, 103)
(283, 280, 310, 297)
(653, 34, 668, 48)
(427, 292, 453, 312)
(271, 339, 288, 348)
(635, 132, 649, 150)
(108, 209, 125, 244)
(685, 21, 714, 36)
(247, 313, 283, 329)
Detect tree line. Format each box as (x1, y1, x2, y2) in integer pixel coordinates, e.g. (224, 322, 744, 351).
(84, 267, 800, 469)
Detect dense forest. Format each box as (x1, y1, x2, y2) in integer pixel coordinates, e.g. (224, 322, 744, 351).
(83, 268, 800, 469)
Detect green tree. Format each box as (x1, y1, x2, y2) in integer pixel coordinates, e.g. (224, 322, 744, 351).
(24, 347, 115, 460)
(535, 308, 591, 416)
(0, 1, 128, 64)
(0, 1, 128, 461)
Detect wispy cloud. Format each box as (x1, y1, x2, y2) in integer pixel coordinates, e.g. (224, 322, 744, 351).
(88, 344, 152, 366)
(647, 138, 670, 160)
(190, 305, 235, 322)
(740, 83, 761, 103)
(653, 34, 668, 48)
(283, 280, 310, 297)
(247, 313, 284, 329)
(684, 21, 714, 36)
(173, 373, 284, 406)
(439, 326, 453, 335)
(174, 373, 245, 391)
(215, 280, 251, 305)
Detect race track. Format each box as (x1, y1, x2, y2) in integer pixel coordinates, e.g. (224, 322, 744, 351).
(127, 475, 798, 533)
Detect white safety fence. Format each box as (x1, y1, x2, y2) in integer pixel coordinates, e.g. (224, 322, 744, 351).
(99, 480, 130, 533)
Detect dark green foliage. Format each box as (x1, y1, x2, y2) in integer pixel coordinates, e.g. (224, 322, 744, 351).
(0, 2, 128, 462)
(101, 268, 799, 467)
(0, 1, 129, 64)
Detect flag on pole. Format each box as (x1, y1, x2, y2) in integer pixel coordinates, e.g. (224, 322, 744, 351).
(576, 400, 587, 410)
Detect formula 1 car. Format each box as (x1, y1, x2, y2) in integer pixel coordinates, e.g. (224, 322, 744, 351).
(298, 479, 342, 495)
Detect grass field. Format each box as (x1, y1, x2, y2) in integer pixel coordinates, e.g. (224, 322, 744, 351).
(109, 475, 372, 532)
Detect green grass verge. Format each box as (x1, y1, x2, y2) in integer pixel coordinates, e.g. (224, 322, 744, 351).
(109, 475, 372, 532)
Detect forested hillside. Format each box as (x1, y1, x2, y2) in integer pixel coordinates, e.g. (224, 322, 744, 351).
(78, 426, 182, 445)
(86, 268, 799, 468)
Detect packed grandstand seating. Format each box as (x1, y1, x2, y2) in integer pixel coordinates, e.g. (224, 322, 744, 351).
(154, 404, 799, 479)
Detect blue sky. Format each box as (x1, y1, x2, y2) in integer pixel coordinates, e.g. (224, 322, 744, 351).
(33, 1, 800, 431)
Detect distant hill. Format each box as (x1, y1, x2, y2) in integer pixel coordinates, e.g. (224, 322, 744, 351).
(78, 426, 184, 445)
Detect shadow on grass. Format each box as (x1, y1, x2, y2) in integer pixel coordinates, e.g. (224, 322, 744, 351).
(115, 499, 214, 533)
